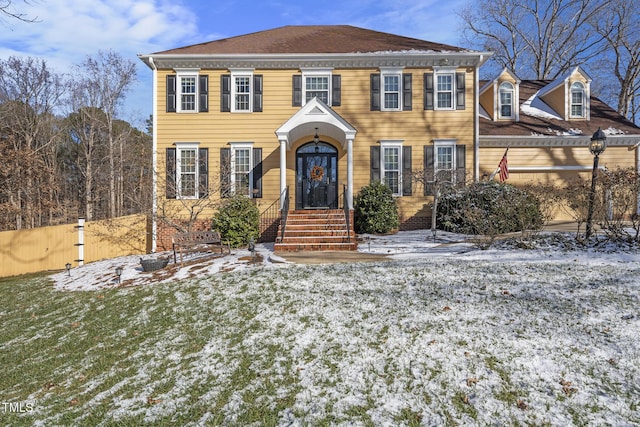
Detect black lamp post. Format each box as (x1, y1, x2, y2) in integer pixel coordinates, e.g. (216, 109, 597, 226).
(65, 262, 72, 277)
(585, 127, 607, 239)
(115, 266, 123, 284)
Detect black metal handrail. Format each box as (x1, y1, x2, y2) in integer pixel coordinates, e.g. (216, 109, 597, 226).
(259, 193, 281, 237)
(279, 186, 290, 243)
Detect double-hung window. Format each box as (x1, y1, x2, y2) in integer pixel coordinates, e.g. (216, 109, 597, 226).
(232, 70, 252, 112)
(176, 143, 199, 198)
(435, 141, 455, 183)
(167, 70, 208, 113)
(570, 82, 585, 118)
(302, 69, 332, 104)
(230, 143, 253, 197)
(436, 73, 454, 109)
(380, 68, 404, 111)
(380, 141, 403, 196)
(499, 82, 514, 118)
(176, 69, 200, 112)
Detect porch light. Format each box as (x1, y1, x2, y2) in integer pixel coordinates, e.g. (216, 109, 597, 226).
(314, 128, 320, 152)
(585, 127, 607, 239)
(65, 262, 72, 277)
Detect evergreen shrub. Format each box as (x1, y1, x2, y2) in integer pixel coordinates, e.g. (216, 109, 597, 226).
(212, 195, 260, 248)
(354, 182, 399, 234)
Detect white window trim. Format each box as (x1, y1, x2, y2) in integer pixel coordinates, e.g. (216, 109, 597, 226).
(380, 67, 404, 112)
(380, 139, 403, 196)
(433, 139, 457, 184)
(498, 82, 515, 119)
(175, 142, 199, 199)
(569, 81, 586, 118)
(301, 67, 333, 106)
(230, 68, 254, 113)
(230, 142, 254, 197)
(175, 68, 200, 113)
(433, 66, 456, 111)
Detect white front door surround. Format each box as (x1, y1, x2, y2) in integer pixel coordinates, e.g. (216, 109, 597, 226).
(275, 97, 357, 210)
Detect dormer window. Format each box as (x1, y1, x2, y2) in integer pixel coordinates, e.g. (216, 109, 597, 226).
(571, 82, 585, 118)
(499, 82, 514, 119)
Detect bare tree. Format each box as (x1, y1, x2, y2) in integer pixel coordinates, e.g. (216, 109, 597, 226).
(459, 0, 612, 79)
(0, 0, 39, 24)
(0, 56, 67, 229)
(70, 50, 137, 219)
(593, 0, 640, 123)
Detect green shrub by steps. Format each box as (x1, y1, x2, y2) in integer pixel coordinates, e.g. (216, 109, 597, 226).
(438, 182, 543, 235)
(212, 195, 260, 248)
(354, 182, 399, 234)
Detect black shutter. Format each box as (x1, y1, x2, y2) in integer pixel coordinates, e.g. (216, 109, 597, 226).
(424, 73, 434, 110)
(166, 148, 176, 198)
(221, 74, 231, 112)
(166, 75, 176, 113)
(292, 75, 302, 107)
(370, 73, 381, 111)
(456, 144, 466, 185)
(402, 146, 412, 196)
(424, 145, 435, 195)
(252, 148, 262, 198)
(198, 148, 208, 198)
(456, 72, 466, 110)
(370, 146, 380, 182)
(332, 75, 341, 106)
(403, 73, 412, 111)
(253, 75, 263, 112)
(198, 75, 208, 113)
(220, 148, 231, 198)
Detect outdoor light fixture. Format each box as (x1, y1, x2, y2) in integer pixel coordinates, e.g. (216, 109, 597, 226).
(586, 127, 607, 239)
(314, 128, 320, 152)
(115, 266, 123, 284)
(248, 237, 256, 259)
(65, 262, 72, 277)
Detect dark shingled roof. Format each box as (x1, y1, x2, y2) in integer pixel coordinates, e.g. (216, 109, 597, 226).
(153, 25, 469, 55)
(480, 80, 640, 136)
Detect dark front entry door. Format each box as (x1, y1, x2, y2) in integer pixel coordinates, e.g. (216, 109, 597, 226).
(296, 142, 338, 209)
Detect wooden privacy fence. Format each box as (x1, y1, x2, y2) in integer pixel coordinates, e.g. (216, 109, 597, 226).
(0, 214, 151, 278)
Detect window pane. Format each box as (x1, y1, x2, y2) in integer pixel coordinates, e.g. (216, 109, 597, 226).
(571, 91, 583, 116)
(436, 146, 453, 183)
(500, 92, 512, 117)
(383, 147, 400, 194)
(235, 76, 250, 111)
(383, 75, 400, 109)
(234, 148, 250, 196)
(437, 75, 453, 108)
(306, 76, 329, 103)
(179, 149, 197, 197)
(181, 76, 196, 111)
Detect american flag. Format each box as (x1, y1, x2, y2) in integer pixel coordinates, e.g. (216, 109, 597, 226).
(498, 151, 509, 183)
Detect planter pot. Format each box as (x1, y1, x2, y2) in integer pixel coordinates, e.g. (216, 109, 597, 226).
(140, 257, 170, 272)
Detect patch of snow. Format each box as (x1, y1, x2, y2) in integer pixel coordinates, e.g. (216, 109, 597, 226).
(521, 92, 563, 120)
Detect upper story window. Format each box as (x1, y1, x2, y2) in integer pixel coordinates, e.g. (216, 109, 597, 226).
(293, 69, 341, 107)
(436, 73, 454, 110)
(370, 68, 412, 111)
(424, 68, 465, 111)
(166, 70, 208, 113)
(570, 81, 585, 118)
(499, 82, 515, 118)
(221, 72, 263, 113)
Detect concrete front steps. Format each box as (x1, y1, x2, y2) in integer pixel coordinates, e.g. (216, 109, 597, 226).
(274, 209, 357, 252)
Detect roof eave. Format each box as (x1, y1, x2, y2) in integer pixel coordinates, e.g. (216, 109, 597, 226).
(138, 51, 493, 70)
(479, 134, 640, 148)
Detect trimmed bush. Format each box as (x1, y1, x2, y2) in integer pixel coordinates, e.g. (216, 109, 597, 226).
(212, 195, 260, 248)
(438, 182, 543, 235)
(354, 182, 399, 234)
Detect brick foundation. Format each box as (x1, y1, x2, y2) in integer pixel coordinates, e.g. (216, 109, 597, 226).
(399, 215, 432, 231)
(156, 219, 212, 251)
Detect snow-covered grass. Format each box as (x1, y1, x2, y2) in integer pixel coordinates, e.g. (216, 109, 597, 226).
(1, 231, 639, 425)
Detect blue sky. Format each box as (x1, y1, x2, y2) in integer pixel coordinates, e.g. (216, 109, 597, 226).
(1, 0, 469, 127)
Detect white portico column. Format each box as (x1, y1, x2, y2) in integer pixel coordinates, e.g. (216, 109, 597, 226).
(279, 138, 288, 210)
(347, 137, 354, 209)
